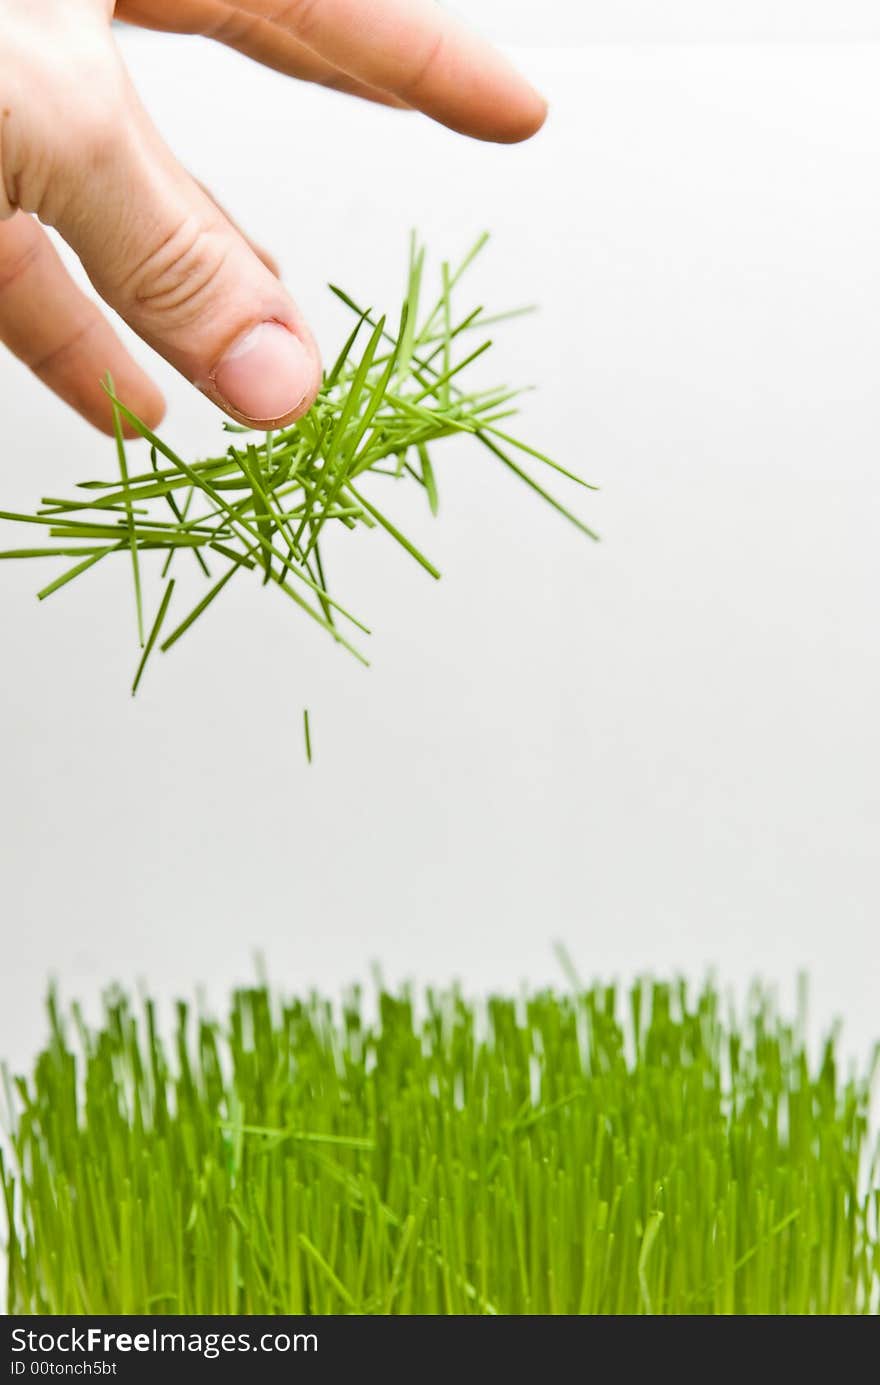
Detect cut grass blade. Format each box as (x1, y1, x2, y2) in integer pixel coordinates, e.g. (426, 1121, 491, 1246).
(132, 579, 176, 696)
(346, 483, 441, 580)
(160, 567, 238, 653)
(36, 546, 119, 600)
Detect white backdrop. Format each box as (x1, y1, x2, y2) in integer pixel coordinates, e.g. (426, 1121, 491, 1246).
(454, 0, 880, 42)
(1, 15, 879, 1075)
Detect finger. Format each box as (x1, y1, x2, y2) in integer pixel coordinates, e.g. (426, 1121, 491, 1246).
(229, 0, 547, 142)
(193, 177, 281, 276)
(48, 96, 322, 429)
(202, 6, 412, 107)
(118, 0, 410, 108)
(0, 213, 165, 437)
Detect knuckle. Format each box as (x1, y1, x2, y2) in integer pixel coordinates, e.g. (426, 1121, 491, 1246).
(30, 311, 102, 377)
(0, 233, 42, 295)
(67, 94, 124, 163)
(399, 33, 447, 101)
(0, 46, 126, 218)
(55, 62, 128, 167)
(0, 107, 22, 219)
(123, 215, 229, 325)
(269, 0, 323, 42)
(202, 10, 262, 46)
(0, 9, 120, 212)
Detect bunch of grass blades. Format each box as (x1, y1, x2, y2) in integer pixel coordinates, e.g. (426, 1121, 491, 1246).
(0, 236, 596, 696)
(3, 977, 878, 1314)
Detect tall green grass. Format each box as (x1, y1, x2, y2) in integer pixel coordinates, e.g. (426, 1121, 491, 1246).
(3, 979, 878, 1314)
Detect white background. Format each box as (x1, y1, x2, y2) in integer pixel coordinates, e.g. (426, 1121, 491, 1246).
(455, 0, 880, 42)
(1, 7, 879, 1075)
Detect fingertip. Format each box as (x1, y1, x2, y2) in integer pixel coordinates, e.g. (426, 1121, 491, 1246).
(120, 400, 165, 439)
(130, 376, 167, 430)
(60, 369, 166, 439)
(91, 397, 165, 439)
(140, 382, 167, 431)
(494, 89, 548, 144)
(521, 91, 550, 140)
(209, 320, 322, 429)
(431, 75, 548, 144)
(110, 370, 166, 437)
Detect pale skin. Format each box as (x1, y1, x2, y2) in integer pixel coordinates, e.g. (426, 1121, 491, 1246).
(0, 0, 546, 437)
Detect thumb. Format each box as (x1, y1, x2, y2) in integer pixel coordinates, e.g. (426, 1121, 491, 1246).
(46, 96, 321, 428)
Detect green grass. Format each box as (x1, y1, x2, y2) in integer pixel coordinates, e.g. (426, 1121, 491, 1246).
(3, 977, 878, 1315)
(0, 235, 597, 696)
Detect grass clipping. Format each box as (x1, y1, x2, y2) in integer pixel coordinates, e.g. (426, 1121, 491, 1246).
(0, 235, 597, 694)
(3, 978, 878, 1314)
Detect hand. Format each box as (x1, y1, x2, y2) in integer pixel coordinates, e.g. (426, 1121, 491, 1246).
(0, 0, 546, 436)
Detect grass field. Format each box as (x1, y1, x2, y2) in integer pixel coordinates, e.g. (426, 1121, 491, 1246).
(3, 977, 878, 1314)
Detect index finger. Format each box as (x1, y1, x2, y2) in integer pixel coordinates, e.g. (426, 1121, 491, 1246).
(231, 0, 547, 142)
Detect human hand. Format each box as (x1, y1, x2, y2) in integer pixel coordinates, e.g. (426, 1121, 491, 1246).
(0, 0, 546, 435)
